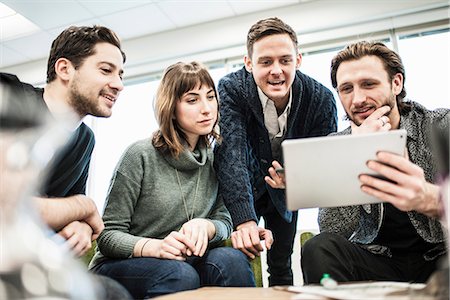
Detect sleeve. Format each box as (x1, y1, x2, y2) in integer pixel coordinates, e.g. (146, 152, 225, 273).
(96, 143, 145, 259)
(309, 84, 338, 137)
(206, 193, 233, 246)
(214, 74, 258, 227)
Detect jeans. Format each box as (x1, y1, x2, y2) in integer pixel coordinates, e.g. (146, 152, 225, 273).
(92, 247, 255, 299)
(301, 232, 441, 284)
(255, 192, 298, 286)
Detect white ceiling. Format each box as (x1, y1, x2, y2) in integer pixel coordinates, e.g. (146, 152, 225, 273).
(0, 0, 305, 69)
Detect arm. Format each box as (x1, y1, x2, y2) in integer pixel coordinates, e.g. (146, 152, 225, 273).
(215, 75, 258, 225)
(33, 194, 103, 238)
(215, 74, 272, 258)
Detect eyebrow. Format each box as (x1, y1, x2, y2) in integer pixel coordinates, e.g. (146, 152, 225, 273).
(257, 54, 293, 61)
(184, 88, 215, 96)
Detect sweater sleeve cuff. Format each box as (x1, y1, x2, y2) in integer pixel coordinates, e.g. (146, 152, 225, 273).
(209, 219, 229, 245)
(226, 199, 258, 228)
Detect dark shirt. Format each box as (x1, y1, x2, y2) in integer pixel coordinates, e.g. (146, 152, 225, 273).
(374, 203, 434, 254)
(0, 72, 95, 198)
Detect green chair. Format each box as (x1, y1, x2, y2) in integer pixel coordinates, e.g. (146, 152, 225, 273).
(300, 231, 315, 247)
(79, 240, 96, 266)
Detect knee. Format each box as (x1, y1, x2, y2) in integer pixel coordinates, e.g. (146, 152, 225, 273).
(146, 262, 200, 298)
(170, 265, 200, 290)
(302, 232, 342, 259)
(206, 248, 255, 287)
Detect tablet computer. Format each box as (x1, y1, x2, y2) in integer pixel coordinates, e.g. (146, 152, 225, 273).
(282, 129, 407, 210)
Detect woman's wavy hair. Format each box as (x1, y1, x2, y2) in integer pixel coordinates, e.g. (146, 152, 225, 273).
(152, 61, 220, 158)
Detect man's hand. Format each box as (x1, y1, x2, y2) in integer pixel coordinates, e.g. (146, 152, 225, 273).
(231, 220, 273, 259)
(58, 221, 93, 257)
(34, 194, 104, 239)
(351, 106, 391, 134)
(265, 160, 286, 189)
(359, 151, 441, 218)
(179, 218, 215, 257)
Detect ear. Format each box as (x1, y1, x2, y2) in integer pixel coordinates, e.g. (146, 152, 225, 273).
(296, 53, 302, 69)
(391, 73, 403, 96)
(54, 58, 74, 81)
(244, 55, 252, 72)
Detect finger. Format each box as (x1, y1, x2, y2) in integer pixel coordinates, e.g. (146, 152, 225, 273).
(198, 232, 208, 257)
(271, 160, 283, 169)
(360, 184, 412, 211)
(161, 240, 186, 257)
(369, 105, 391, 120)
(260, 229, 274, 250)
(249, 229, 264, 252)
(240, 229, 261, 256)
(160, 250, 186, 261)
(65, 234, 79, 252)
(173, 231, 196, 253)
(233, 231, 255, 259)
(264, 176, 280, 189)
(165, 233, 190, 255)
(195, 230, 207, 257)
(376, 152, 423, 178)
(359, 174, 405, 197)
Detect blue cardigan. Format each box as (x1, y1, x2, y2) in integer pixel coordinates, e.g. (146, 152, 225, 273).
(214, 67, 337, 226)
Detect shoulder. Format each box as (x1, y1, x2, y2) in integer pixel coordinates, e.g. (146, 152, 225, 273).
(405, 101, 449, 125)
(218, 67, 255, 98)
(294, 70, 334, 102)
(1, 73, 48, 128)
(123, 138, 155, 158)
(78, 123, 95, 144)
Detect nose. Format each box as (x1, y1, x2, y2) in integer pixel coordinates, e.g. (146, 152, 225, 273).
(200, 98, 214, 114)
(352, 86, 367, 107)
(110, 74, 124, 92)
(270, 61, 282, 75)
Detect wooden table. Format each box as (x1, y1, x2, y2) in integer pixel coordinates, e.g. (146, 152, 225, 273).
(155, 287, 297, 299)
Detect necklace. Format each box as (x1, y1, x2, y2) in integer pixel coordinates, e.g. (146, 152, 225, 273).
(175, 168, 201, 221)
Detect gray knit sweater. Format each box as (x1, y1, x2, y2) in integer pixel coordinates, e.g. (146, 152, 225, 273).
(89, 138, 232, 269)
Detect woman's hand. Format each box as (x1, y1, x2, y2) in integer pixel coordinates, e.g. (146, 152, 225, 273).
(137, 232, 196, 260)
(179, 218, 215, 257)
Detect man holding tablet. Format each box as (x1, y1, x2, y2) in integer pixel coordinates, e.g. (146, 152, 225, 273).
(298, 41, 449, 284)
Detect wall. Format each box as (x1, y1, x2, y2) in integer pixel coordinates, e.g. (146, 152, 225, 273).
(2, 0, 448, 85)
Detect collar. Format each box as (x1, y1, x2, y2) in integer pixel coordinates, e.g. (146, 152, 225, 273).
(163, 141, 210, 171)
(257, 86, 292, 116)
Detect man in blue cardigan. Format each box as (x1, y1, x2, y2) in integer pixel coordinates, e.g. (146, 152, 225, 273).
(214, 17, 337, 286)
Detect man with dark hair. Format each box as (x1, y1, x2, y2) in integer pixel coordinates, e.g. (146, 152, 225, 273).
(214, 17, 337, 286)
(1, 25, 133, 300)
(0, 25, 125, 256)
(301, 41, 449, 284)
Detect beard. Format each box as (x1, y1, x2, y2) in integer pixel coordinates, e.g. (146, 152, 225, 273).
(68, 77, 106, 118)
(345, 93, 397, 126)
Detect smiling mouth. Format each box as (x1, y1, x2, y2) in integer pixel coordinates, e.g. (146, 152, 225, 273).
(268, 80, 285, 86)
(101, 93, 117, 103)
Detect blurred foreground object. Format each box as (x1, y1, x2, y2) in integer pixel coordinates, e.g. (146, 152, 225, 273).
(0, 78, 100, 299)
